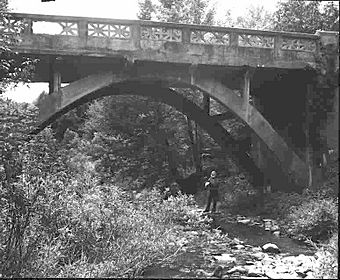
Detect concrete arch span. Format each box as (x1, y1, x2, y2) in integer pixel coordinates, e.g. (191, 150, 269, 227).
(36, 80, 264, 187)
(103, 83, 269, 187)
(35, 69, 308, 191)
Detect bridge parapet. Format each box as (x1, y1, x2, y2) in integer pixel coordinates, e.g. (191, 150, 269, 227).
(1, 13, 322, 69)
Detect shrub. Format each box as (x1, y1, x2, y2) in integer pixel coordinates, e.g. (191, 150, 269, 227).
(14, 181, 207, 278)
(133, 188, 209, 230)
(286, 197, 338, 242)
(219, 174, 260, 215)
(263, 191, 306, 218)
(313, 232, 338, 279)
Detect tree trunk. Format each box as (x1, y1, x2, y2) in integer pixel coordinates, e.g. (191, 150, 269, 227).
(164, 138, 179, 179)
(194, 121, 203, 173)
(187, 117, 202, 173)
(154, 103, 179, 179)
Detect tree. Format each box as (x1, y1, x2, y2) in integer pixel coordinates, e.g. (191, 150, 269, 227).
(138, 0, 216, 24)
(138, 0, 155, 20)
(81, 95, 189, 187)
(152, 0, 217, 175)
(136, 0, 218, 181)
(155, 0, 216, 24)
(274, 0, 339, 33)
(0, 0, 36, 94)
(218, 5, 274, 30)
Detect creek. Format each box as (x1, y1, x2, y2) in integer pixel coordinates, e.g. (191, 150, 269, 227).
(213, 214, 315, 256)
(143, 210, 316, 279)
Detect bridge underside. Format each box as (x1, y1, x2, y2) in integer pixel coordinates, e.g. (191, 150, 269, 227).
(34, 62, 310, 192)
(5, 13, 337, 192)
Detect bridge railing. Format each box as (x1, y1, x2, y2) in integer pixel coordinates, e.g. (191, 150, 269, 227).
(1, 13, 319, 54)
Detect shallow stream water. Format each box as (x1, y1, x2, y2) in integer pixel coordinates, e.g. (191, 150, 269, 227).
(142, 212, 316, 278)
(214, 216, 315, 256)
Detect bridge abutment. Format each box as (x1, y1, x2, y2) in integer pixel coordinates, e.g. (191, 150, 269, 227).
(308, 31, 339, 189)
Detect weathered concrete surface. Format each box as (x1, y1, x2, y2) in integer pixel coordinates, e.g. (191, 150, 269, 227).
(6, 13, 321, 75)
(3, 13, 337, 190)
(34, 66, 308, 190)
(316, 31, 339, 153)
(324, 87, 339, 152)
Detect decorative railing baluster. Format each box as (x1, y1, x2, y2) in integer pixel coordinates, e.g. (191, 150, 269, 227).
(4, 13, 323, 58)
(281, 37, 317, 52)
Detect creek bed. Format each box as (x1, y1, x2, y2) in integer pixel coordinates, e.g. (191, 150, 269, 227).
(143, 212, 316, 278)
(213, 215, 316, 256)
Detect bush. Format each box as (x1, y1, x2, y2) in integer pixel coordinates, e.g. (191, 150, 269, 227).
(219, 174, 260, 215)
(286, 197, 338, 242)
(263, 191, 306, 218)
(133, 188, 209, 230)
(313, 232, 338, 279)
(19, 183, 204, 278)
(0, 99, 209, 278)
(1, 177, 208, 278)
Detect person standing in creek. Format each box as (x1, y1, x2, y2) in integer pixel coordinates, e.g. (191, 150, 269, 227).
(203, 170, 220, 213)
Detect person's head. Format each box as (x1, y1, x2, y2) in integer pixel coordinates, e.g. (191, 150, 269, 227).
(210, 170, 217, 178)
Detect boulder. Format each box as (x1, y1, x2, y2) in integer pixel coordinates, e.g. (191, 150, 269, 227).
(195, 269, 212, 277)
(237, 215, 247, 220)
(238, 219, 251, 224)
(296, 268, 308, 278)
(252, 246, 263, 253)
(212, 265, 224, 278)
(213, 253, 237, 264)
(252, 252, 266, 260)
(226, 266, 248, 274)
(231, 237, 244, 245)
(246, 265, 264, 277)
(233, 244, 245, 250)
(270, 225, 280, 232)
(272, 231, 280, 237)
(304, 271, 315, 279)
(261, 243, 280, 254)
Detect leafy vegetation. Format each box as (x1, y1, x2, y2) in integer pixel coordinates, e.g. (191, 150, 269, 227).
(287, 197, 338, 242)
(274, 0, 339, 33)
(219, 0, 339, 32)
(0, 97, 212, 277)
(0, 0, 37, 93)
(313, 233, 338, 279)
(1, 0, 339, 278)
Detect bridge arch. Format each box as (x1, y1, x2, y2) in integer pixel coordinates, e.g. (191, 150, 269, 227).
(35, 69, 308, 191)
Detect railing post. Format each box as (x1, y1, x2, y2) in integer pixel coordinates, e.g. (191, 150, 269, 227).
(78, 20, 87, 39)
(131, 23, 141, 49)
(182, 27, 191, 44)
(230, 32, 239, 47)
(274, 35, 282, 58)
(23, 18, 33, 35)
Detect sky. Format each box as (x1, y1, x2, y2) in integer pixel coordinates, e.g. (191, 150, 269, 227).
(4, 0, 280, 103)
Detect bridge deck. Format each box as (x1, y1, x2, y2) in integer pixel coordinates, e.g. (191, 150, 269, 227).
(2, 13, 320, 79)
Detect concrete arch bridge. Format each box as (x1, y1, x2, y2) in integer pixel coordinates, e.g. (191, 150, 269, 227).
(2, 13, 338, 192)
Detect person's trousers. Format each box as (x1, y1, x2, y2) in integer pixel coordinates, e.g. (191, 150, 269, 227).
(204, 189, 219, 212)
